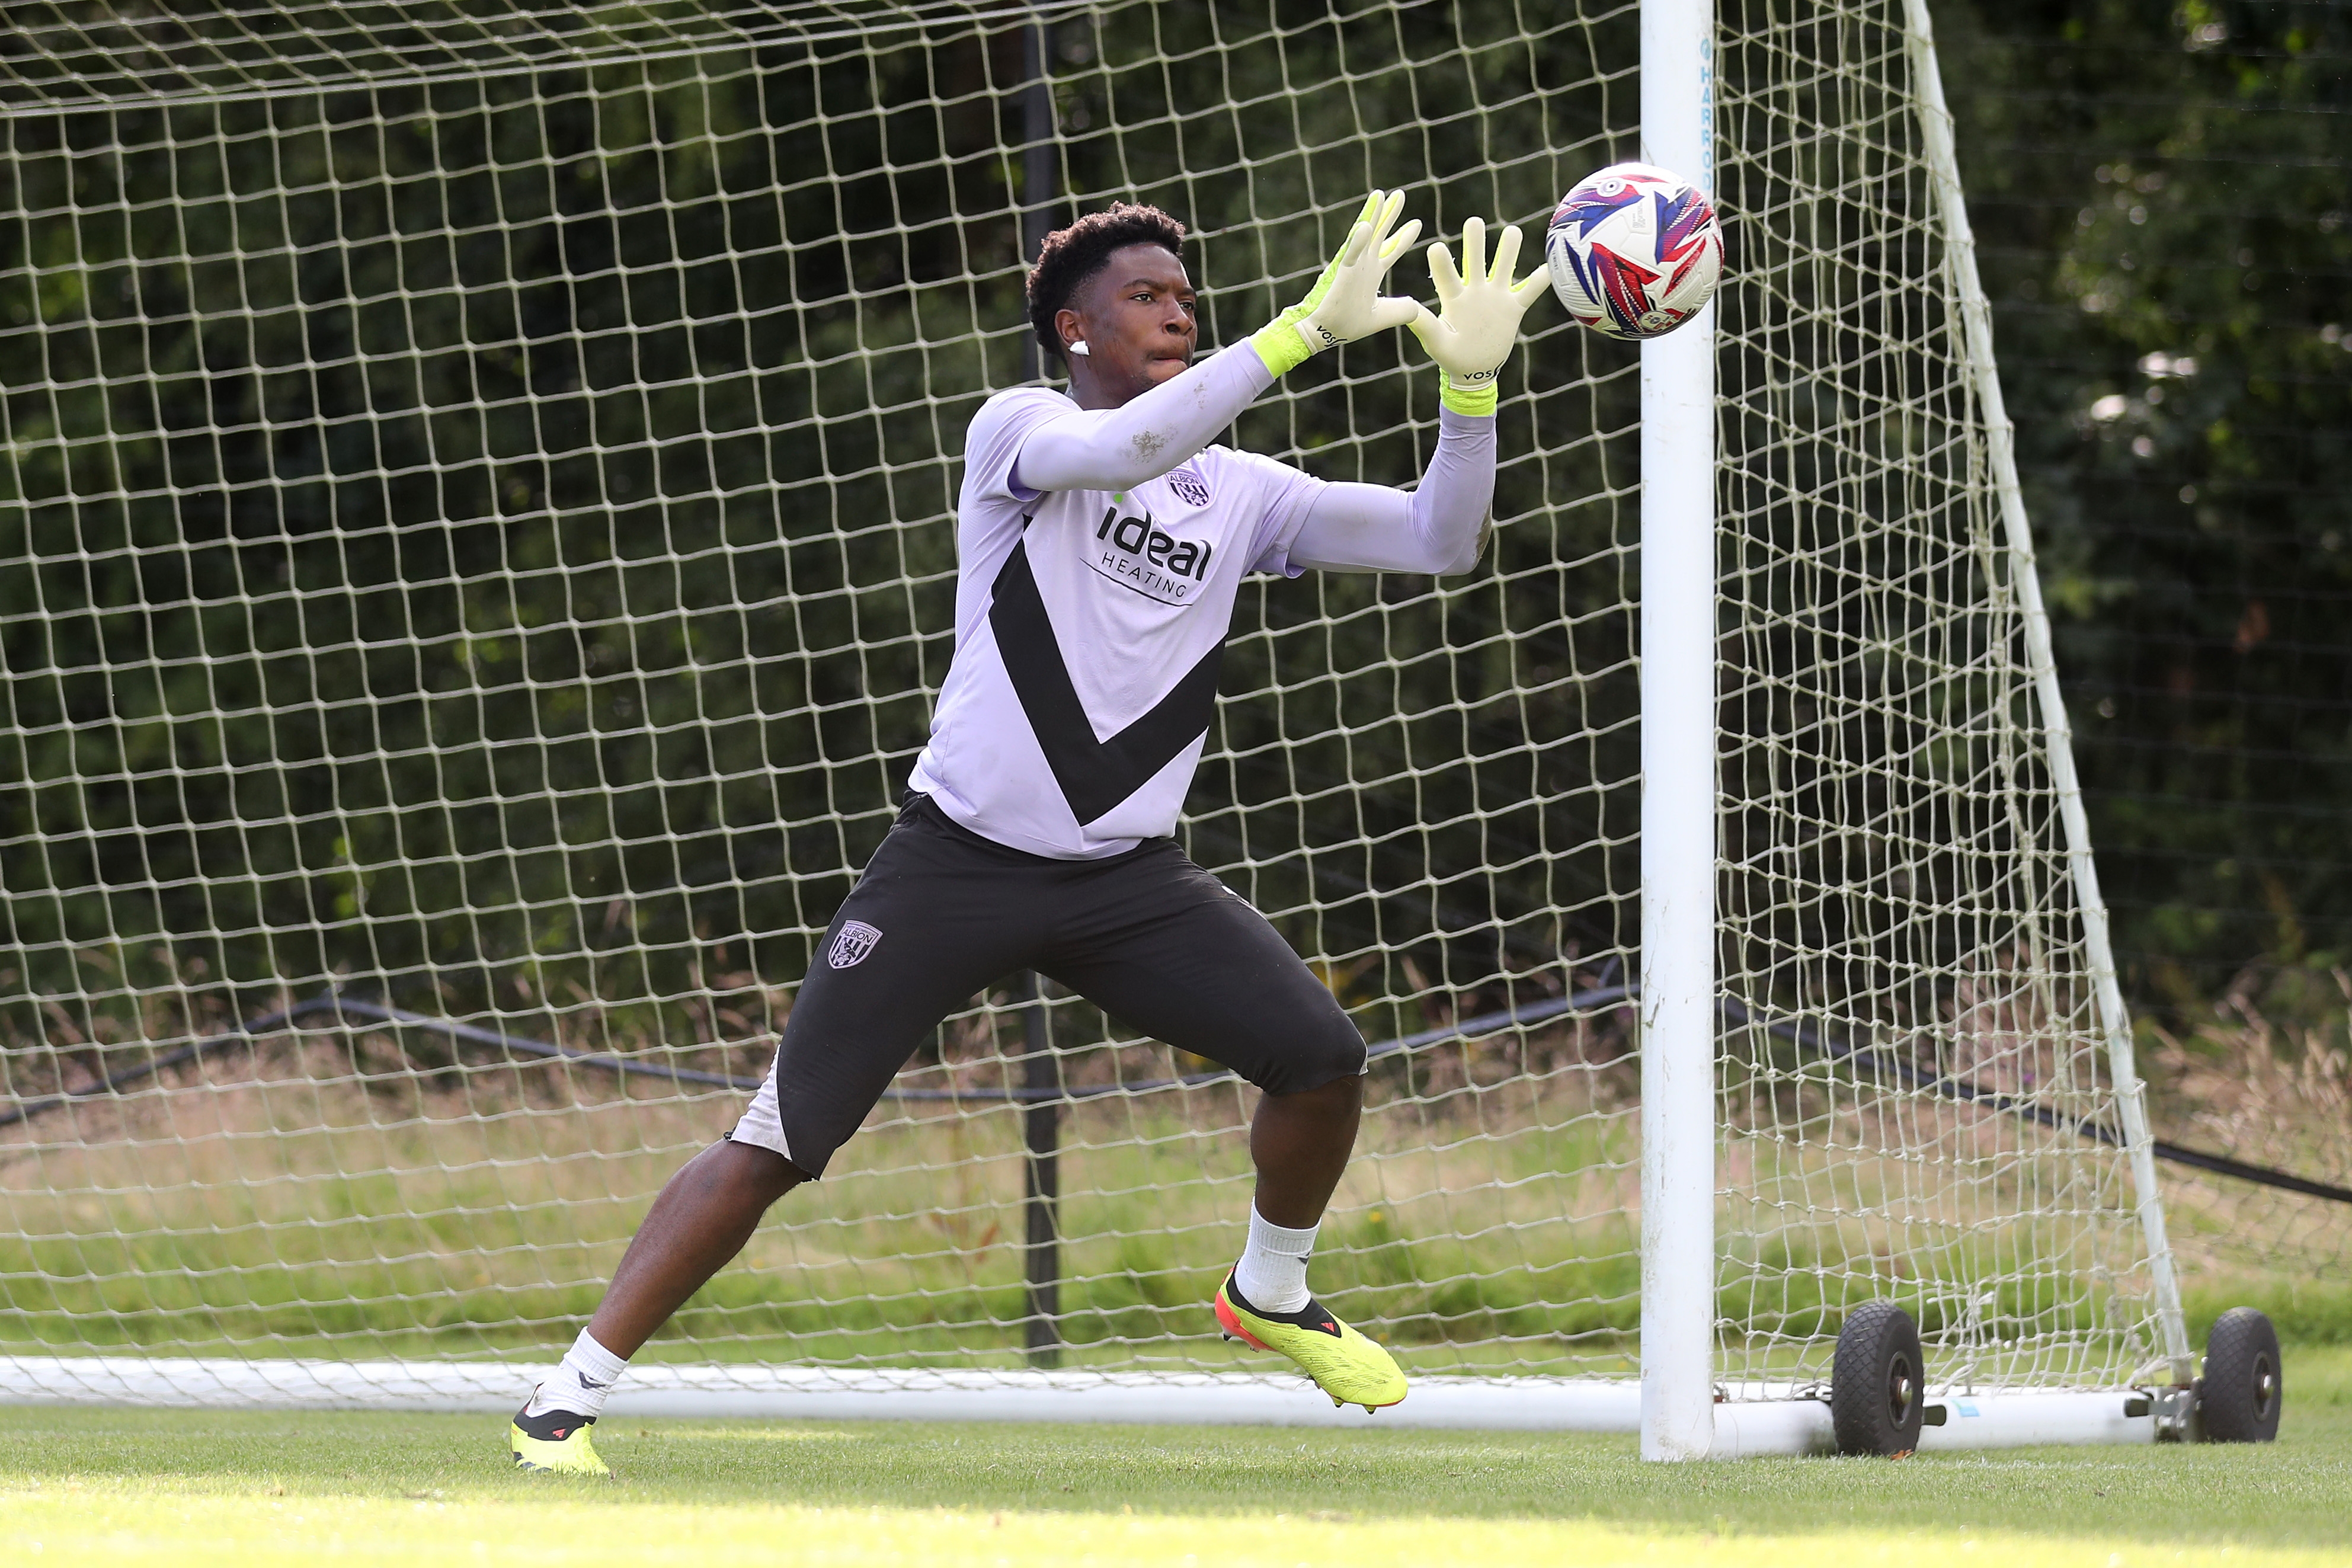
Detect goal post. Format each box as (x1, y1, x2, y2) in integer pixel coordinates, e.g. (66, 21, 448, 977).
(1638, 0, 1721, 1466)
(0, 0, 2310, 1455)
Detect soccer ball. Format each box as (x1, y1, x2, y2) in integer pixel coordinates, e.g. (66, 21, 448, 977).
(1545, 162, 1723, 340)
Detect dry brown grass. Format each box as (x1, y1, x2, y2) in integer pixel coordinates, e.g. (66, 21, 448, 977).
(2147, 968, 2352, 1317)
(0, 1022, 1643, 1372)
(6, 975, 2346, 1375)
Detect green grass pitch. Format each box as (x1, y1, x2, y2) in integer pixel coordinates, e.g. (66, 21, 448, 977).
(4, 1348, 2348, 1566)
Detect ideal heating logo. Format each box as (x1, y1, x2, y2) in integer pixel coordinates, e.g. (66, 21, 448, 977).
(1090, 497, 1213, 604)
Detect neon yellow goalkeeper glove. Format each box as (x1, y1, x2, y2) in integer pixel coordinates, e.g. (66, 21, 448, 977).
(1407, 217, 1549, 417)
(1249, 190, 1423, 377)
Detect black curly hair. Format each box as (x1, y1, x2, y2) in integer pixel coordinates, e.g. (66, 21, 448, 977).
(1025, 201, 1189, 366)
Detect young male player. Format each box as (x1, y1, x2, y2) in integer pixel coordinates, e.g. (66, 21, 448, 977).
(511, 191, 1547, 1473)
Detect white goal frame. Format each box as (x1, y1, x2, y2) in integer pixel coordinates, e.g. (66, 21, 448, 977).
(0, 0, 2197, 1460)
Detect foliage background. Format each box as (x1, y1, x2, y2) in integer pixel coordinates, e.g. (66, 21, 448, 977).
(1942, 0, 2350, 1028)
(2, 1, 2340, 1028)
(0, 0, 1655, 1063)
(0, 0, 2339, 1154)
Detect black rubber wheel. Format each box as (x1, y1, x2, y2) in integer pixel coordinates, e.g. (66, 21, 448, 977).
(1831, 1300, 1928, 1457)
(2201, 1307, 2283, 1442)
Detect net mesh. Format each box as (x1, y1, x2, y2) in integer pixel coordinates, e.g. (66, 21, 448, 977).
(1714, 4, 2156, 1389)
(0, 0, 2331, 1398)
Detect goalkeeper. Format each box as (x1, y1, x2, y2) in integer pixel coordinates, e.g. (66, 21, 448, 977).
(512, 193, 1548, 1473)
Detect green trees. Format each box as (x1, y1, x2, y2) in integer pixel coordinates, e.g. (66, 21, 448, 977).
(1943, 0, 2351, 1013)
(0, 1, 2338, 1057)
(0, 11, 1639, 1053)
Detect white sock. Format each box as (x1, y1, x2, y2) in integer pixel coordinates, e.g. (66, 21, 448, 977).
(1233, 1205, 1318, 1314)
(524, 1327, 627, 1419)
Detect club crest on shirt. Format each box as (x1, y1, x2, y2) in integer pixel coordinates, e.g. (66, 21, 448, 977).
(828, 919, 883, 969)
(1168, 466, 1212, 508)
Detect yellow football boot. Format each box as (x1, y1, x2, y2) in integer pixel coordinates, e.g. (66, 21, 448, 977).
(1215, 1270, 1408, 1413)
(509, 1402, 611, 1476)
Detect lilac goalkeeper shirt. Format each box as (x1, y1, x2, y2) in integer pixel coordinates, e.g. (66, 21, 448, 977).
(905, 380, 1321, 860)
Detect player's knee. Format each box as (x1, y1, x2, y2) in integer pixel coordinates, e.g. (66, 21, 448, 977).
(1261, 1023, 1366, 1096)
(1279, 1068, 1364, 1116)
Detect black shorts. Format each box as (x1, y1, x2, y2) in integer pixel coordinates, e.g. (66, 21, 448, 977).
(728, 795, 1365, 1177)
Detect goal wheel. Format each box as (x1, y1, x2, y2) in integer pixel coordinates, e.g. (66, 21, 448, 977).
(2200, 1307, 2283, 1442)
(1831, 1300, 1927, 1457)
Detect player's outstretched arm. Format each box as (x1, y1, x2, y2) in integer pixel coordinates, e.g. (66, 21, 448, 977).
(1013, 341, 1271, 494)
(1015, 192, 1422, 495)
(1281, 432, 1495, 577)
(1284, 216, 1545, 575)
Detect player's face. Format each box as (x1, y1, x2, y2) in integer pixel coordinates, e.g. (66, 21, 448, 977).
(1064, 245, 1198, 406)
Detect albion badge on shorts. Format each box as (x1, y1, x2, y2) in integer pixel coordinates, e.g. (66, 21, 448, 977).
(828, 919, 883, 969)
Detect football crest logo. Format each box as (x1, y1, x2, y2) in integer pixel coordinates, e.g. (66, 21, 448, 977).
(828, 919, 883, 969)
(1169, 466, 1211, 508)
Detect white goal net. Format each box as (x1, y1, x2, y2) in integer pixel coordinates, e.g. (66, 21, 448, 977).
(1, 0, 2318, 1418)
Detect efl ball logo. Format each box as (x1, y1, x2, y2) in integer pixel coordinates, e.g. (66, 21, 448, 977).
(1545, 162, 1724, 341)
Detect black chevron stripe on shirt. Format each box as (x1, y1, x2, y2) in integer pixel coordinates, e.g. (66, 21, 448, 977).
(988, 538, 1225, 826)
